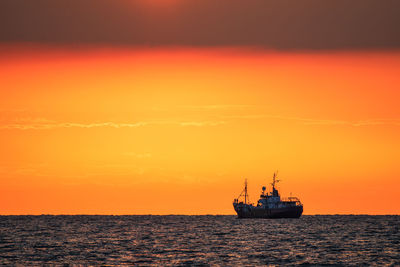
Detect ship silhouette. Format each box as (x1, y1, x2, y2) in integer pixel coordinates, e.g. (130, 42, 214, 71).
(233, 172, 303, 218)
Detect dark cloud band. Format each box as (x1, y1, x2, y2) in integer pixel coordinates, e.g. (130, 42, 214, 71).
(1, 0, 400, 50)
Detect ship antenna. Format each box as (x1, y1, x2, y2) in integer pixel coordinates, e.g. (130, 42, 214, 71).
(271, 171, 280, 189)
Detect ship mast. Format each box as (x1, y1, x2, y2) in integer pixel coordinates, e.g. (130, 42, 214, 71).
(236, 178, 249, 204)
(244, 179, 248, 204)
(271, 172, 280, 190)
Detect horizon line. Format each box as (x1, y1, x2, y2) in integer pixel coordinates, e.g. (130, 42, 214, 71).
(1, 214, 399, 216)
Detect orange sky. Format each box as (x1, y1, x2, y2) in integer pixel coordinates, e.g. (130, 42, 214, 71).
(0, 45, 399, 215)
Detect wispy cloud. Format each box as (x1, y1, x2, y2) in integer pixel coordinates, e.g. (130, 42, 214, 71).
(1, 114, 398, 130)
(349, 119, 400, 127)
(179, 121, 225, 126)
(0, 119, 226, 130)
(124, 152, 152, 158)
(293, 118, 400, 127)
(179, 105, 256, 110)
(222, 114, 400, 127)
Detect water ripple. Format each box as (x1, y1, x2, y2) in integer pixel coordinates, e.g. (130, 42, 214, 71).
(0, 215, 399, 266)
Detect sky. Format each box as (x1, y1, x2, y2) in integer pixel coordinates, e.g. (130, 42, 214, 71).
(1, 0, 400, 49)
(1, 0, 399, 215)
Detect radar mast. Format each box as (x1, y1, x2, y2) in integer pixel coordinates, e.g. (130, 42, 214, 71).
(271, 171, 280, 190)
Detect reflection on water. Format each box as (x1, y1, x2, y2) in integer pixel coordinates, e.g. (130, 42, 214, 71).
(0, 215, 399, 265)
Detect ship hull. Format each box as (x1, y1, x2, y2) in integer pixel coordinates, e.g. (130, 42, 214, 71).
(233, 204, 303, 219)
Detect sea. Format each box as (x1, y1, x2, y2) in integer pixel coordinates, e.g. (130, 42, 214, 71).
(0, 215, 399, 266)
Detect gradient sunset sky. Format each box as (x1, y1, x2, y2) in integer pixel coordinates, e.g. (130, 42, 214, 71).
(1, 0, 399, 215)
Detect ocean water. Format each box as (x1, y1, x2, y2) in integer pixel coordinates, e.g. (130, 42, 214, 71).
(0, 215, 399, 266)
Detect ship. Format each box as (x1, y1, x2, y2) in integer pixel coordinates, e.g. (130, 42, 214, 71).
(233, 172, 303, 218)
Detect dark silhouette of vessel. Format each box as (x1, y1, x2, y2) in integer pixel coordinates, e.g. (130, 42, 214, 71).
(233, 172, 303, 218)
